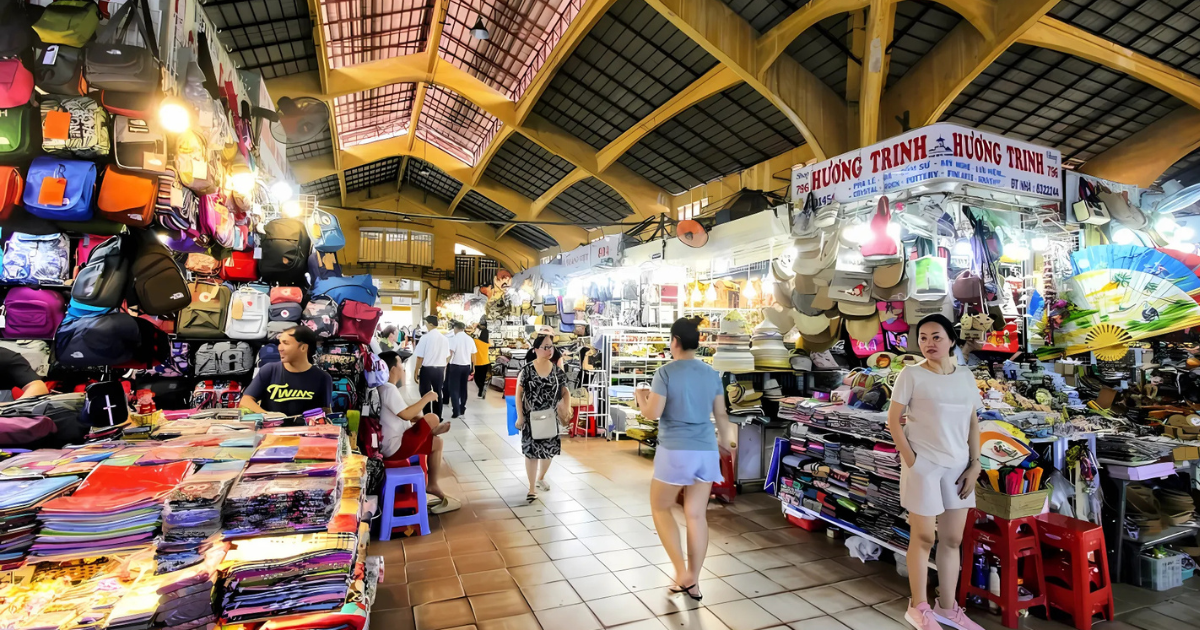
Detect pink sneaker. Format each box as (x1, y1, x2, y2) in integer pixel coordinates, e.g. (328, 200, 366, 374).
(932, 601, 985, 630)
(905, 601, 943, 630)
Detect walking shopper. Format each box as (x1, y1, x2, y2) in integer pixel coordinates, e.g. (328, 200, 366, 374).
(887, 314, 985, 630)
(473, 326, 491, 399)
(633, 317, 733, 601)
(413, 315, 449, 417)
(514, 334, 570, 502)
(445, 321, 476, 418)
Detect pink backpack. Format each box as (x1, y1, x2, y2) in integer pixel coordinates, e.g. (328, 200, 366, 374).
(199, 194, 235, 248)
(338, 299, 381, 343)
(74, 234, 111, 276)
(0, 59, 33, 108)
(3, 287, 68, 339)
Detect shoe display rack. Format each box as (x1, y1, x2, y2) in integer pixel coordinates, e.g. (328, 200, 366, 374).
(591, 326, 672, 447)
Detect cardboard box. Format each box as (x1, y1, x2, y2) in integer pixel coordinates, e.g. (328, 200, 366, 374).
(1173, 445, 1199, 462)
(975, 485, 1050, 520)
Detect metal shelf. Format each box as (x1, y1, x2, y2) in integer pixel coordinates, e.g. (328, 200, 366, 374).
(1124, 524, 1200, 547)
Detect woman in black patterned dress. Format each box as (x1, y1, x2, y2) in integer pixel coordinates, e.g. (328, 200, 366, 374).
(515, 334, 570, 502)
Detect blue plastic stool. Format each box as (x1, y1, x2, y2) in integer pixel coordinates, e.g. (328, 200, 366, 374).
(380, 465, 430, 540)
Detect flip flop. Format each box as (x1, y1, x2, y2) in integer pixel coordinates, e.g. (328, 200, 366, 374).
(668, 584, 695, 596)
(526, 493, 538, 503)
(429, 496, 462, 515)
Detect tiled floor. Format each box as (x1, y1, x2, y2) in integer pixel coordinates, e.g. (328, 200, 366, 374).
(368, 393, 1200, 630)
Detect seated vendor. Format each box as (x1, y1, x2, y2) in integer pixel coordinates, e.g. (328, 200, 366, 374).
(0, 346, 49, 401)
(240, 326, 333, 416)
(378, 351, 461, 515)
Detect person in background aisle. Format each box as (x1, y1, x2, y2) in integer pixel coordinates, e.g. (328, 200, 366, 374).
(473, 326, 491, 399)
(377, 351, 460, 514)
(241, 326, 333, 416)
(412, 315, 449, 417)
(0, 347, 49, 401)
(634, 317, 733, 601)
(377, 326, 399, 352)
(514, 334, 570, 502)
(445, 321, 476, 418)
(887, 313, 984, 630)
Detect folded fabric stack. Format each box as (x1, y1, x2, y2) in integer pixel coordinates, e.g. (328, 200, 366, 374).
(222, 467, 341, 538)
(873, 444, 901, 480)
(30, 462, 193, 562)
(158, 461, 246, 574)
(0, 477, 80, 568)
(218, 532, 357, 623)
(750, 320, 791, 370)
(849, 472, 870, 503)
(251, 425, 343, 464)
(711, 316, 755, 373)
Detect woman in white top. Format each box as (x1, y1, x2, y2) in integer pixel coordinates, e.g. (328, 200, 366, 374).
(887, 314, 985, 630)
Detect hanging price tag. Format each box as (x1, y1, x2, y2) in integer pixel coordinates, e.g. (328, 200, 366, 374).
(253, 247, 262, 260)
(44, 111, 71, 140)
(42, 45, 59, 66)
(192, 158, 208, 180)
(38, 177, 67, 206)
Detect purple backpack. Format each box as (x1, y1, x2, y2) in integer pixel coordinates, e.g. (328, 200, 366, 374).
(3, 287, 67, 339)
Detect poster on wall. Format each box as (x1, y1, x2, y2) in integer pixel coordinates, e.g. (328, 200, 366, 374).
(791, 123, 1063, 205)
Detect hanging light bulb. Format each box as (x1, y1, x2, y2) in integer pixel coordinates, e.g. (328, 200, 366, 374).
(159, 97, 191, 133)
(470, 16, 490, 40)
(228, 166, 256, 197)
(742, 279, 758, 301)
(1003, 241, 1030, 261)
(843, 221, 870, 244)
(690, 284, 703, 304)
(952, 239, 973, 257)
(282, 200, 302, 217)
(1030, 236, 1050, 252)
(270, 181, 295, 202)
(156, 232, 171, 245)
(1112, 228, 1137, 245)
(704, 283, 717, 304)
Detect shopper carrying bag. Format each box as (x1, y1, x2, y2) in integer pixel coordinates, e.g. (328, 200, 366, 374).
(886, 314, 985, 630)
(514, 333, 570, 503)
(633, 317, 734, 602)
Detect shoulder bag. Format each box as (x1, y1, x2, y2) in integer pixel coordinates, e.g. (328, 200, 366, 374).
(84, 0, 160, 92)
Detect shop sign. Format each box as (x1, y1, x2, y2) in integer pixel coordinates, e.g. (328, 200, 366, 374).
(791, 123, 1063, 204)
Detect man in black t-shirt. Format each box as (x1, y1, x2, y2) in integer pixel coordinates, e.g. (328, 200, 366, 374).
(0, 347, 48, 400)
(240, 326, 333, 416)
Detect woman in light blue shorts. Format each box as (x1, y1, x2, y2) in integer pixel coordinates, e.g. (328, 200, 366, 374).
(634, 317, 734, 601)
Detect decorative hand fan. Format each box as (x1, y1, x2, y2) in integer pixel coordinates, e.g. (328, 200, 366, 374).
(1057, 245, 1200, 356)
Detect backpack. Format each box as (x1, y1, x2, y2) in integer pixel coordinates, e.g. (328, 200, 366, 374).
(259, 218, 311, 285)
(98, 90, 154, 118)
(34, 45, 88, 96)
(257, 342, 280, 367)
(2, 288, 67, 339)
(83, 0, 159, 93)
(155, 173, 198, 232)
(32, 0, 101, 48)
(0, 0, 36, 59)
(364, 351, 388, 388)
(54, 311, 148, 368)
(71, 234, 130, 308)
(313, 274, 377, 305)
(0, 104, 39, 164)
(113, 115, 168, 173)
(338, 299, 382, 343)
(316, 345, 362, 376)
(358, 413, 384, 460)
(199, 194, 235, 248)
(225, 287, 268, 340)
(23, 157, 96, 221)
(96, 165, 156, 227)
(0, 392, 87, 447)
(73, 234, 110, 276)
(0, 339, 51, 376)
(220, 250, 258, 281)
(308, 250, 342, 282)
(330, 377, 356, 413)
(0, 59, 34, 109)
(194, 341, 253, 375)
(309, 208, 346, 253)
(185, 253, 221, 275)
(0, 415, 57, 448)
(269, 301, 302, 322)
(174, 130, 219, 194)
(126, 229, 190, 315)
(82, 381, 128, 428)
(269, 286, 304, 304)
(0, 166, 23, 220)
(266, 320, 292, 341)
(149, 341, 190, 377)
(301, 296, 338, 338)
(3, 232, 70, 284)
(177, 281, 230, 339)
(40, 95, 109, 158)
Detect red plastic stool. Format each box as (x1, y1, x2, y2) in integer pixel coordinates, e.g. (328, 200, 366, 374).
(710, 446, 736, 504)
(957, 509, 1047, 629)
(1035, 513, 1114, 630)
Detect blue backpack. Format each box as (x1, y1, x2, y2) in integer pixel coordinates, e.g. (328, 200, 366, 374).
(308, 250, 342, 282)
(23, 157, 96, 221)
(257, 342, 280, 367)
(330, 377, 356, 413)
(312, 274, 377, 305)
(309, 209, 346, 253)
(2, 232, 70, 284)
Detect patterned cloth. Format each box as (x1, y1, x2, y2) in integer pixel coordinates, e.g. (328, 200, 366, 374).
(518, 362, 567, 459)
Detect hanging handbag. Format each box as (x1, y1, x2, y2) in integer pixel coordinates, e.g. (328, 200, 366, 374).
(40, 95, 110, 158)
(84, 0, 160, 92)
(113, 115, 168, 173)
(23, 156, 96, 221)
(1095, 184, 1148, 230)
(96, 164, 155, 226)
(0, 166, 23, 220)
(529, 407, 558, 440)
(34, 45, 88, 96)
(0, 104, 39, 165)
(951, 270, 984, 303)
(32, 0, 101, 48)
(0, 58, 35, 109)
(1071, 178, 1110, 225)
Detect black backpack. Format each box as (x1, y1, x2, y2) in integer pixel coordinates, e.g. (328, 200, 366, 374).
(34, 44, 87, 96)
(126, 229, 190, 315)
(71, 234, 131, 308)
(83, 381, 128, 428)
(0, 0, 36, 59)
(55, 311, 142, 367)
(259, 219, 311, 285)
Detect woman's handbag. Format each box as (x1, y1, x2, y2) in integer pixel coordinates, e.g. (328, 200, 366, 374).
(529, 408, 558, 440)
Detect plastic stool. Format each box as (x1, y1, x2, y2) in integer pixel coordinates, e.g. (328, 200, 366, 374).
(380, 465, 429, 540)
(957, 509, 1047, 628)
(1036, 513, 1114, 630)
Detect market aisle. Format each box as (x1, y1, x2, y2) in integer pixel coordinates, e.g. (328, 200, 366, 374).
(366, 394, 1199, 630)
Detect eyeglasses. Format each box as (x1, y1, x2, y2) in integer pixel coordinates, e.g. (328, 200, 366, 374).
(539, 345, 554, 351)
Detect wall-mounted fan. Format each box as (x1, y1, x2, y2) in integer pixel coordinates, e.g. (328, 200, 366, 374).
(677, 219, 709, 248)
(269, 97, 331, 145)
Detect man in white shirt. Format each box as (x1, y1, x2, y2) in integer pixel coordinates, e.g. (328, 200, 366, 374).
(444, 320, 477, 419)
(377, 351, 460, 514)
(412, 315, 449, 416)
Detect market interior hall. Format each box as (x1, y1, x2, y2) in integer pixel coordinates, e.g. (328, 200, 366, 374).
(4, 0, 1200, 629)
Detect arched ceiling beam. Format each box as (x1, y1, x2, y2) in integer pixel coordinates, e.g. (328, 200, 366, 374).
(531, 169, 590, 219)
(859, 0, 898, 146)
(643, 0, 848, 159)
(878, 0, 1058, 139)
(1081, 107, 1200, 188)
(756, 0, 869, 70)
(1017, 18, 1200, 110)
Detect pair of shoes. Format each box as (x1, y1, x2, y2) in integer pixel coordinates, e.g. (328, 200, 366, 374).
(668, 584, 702, 601)
(536, 479, 550, 492)
(931, 601, 985, 630)
(451, 413, 460, 419)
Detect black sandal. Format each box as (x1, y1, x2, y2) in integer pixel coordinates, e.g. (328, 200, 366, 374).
(668, 584, 702, 600)
(526, 492, 537, 503)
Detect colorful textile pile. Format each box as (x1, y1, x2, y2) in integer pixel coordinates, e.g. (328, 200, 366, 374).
(158, 461, 246, 573)
(222, 464, 340, 538)
(0, 477, 80, 568)
(218, 532, 356, 623)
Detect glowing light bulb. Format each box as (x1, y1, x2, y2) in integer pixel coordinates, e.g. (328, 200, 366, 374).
(156, 233, 171, 245)
(742, 279, 757, 300)
(1176, 226, 1196, 242)
(704, 283, 717, 304)
(690, 285, 703, 304)
(270, 181, 295, 202)
(843, 222, 870, 244)
(886, 223, 900, 239)
(953, 239, 972, 256)
(1003, 241, 1030, 261)
(1113, 228, 1137, 245)
(1030, 236, 1049, 252)
(1156, 217, 1178, 234)
(282, 200, 301, 217)
(229, 170, 256, 196)
(159, 98, 191, 133)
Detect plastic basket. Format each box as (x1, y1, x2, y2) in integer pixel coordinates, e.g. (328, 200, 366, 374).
(1139, 552, 1184, 591)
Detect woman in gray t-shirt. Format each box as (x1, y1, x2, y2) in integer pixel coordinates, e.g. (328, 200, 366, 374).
(634, 317, 734, 601)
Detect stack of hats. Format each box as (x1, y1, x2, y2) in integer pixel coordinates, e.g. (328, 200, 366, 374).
(751, 319, 791, 370)
(711, 314, 755, 373)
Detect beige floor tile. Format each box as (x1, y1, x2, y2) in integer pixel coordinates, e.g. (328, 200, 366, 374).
(460, 569, 519, 596)
(623, 531, 665, 548)
(703, 556, 754, 577)
(451, 537, 499, 556)
(521, 515, 563, 530)
(606, 518, 652, 534)
(491, 530, 539, 549)
(583, 535, 634, 553)
(454, 551, 507, 575)
(558, 510, 601, 525)
(796, 586, 864, 615)
(588, 593, 656, 627)
(474, 613, 540, 630)
(610, 619, 669, 630)
(742, 530, 801, 549)
(522, 580, 583, 611)
(414, 598, 476, 630)
(635, 588, 704, 616)
(752, 593, 823, 623)
(598, 549, 651, 572)
(377, 583, 413, 610)
(408, 543, 453, 563)
(511, 505, 551, 519)
(735, 550, 792, 572)
(569, 573, 630, 601)
(508, 561, 565, 587)
(788, 615, 851, 630)
(658, 608, 732, 629)
(553, 555, 611, 579)
(488, 520, 530, 533)
(542, 539, 593, 560)
(534, 603, 602, 630)
(545, 500, 587, 514)
(478, 508, 517, 521)
(570, 522, 616, 538)
(706, 599, 782, 630)
(637, 547, 673, 565)
(410, 577, 467, 605)
(469, 590, 532, 621)
(372, 607, 416, 630)
(531, 525, 576, 544)
(614, 565, 675, 592)
(834, 577, 902, 606)
(499, 546, 551, 567)
(722, 572, 787, 598)
(836, 606, 908, 630)
(711, 537, 762, 554)
(799, 559, 862, 583)
(592, 507, 632, 520)
(689, 577, 743, 606)
(408, 558, 459, 583)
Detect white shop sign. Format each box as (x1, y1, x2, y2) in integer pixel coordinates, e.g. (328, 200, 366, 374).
(791, 123, 1063, 205)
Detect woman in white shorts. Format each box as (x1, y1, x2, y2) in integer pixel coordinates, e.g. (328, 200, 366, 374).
(634, 317, 734, 601)
(887, 314, 985, 630)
